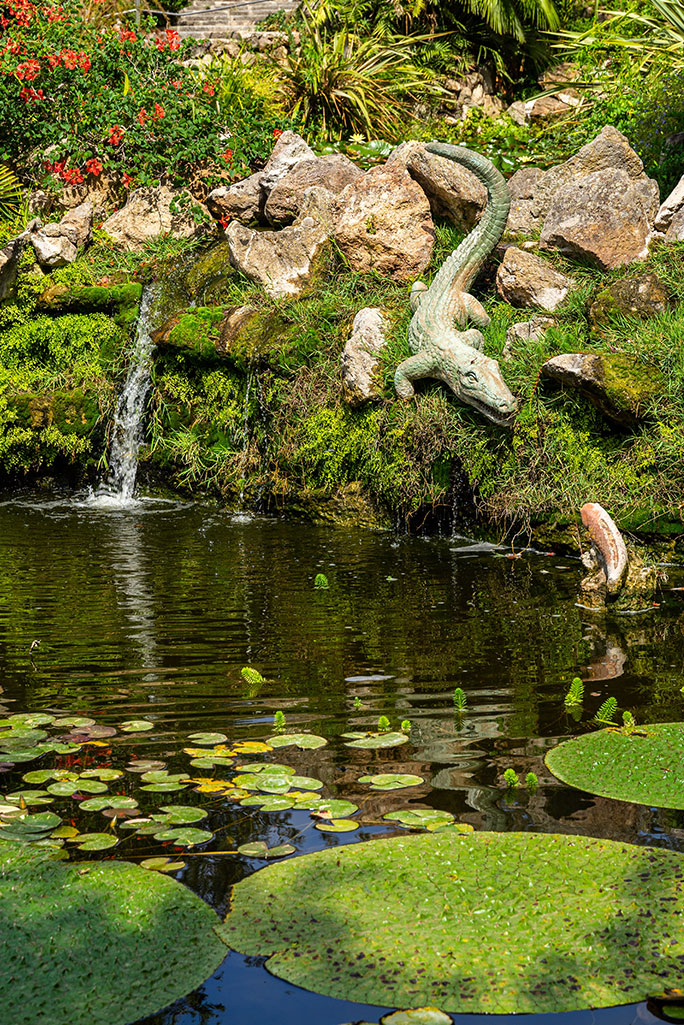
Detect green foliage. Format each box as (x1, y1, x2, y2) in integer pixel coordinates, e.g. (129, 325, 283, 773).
(219, 830, 684, 1012)
(401, 719, 412, 733)
(241, 666, 265, 686)
(314, 573, 330, 588)
(594, 697, 619, 726)
(453, 686, 468, 710)
(377, 715, 391, 731)
(564, 677, 584, 706)
(273, 710, 286, 730)
(0, 166, 22, 220)
(525, 771, 539, 789)
(503, 767, 520, 787)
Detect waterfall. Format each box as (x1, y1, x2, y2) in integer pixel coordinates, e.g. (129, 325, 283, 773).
(93, 286, 156, 506)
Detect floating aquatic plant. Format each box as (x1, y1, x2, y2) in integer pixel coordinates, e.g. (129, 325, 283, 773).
(594, 697, 619, 726)
(503, 768, 520, 789)
(314, 573, 329, 589)
(564, 677, 584, 706)
(452, 688, 467, 711)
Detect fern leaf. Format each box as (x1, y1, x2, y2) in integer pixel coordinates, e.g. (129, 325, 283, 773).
(564, 677, 584, 705)
(453, 687, 467, 711)
(594, 697, 618, 725)
(0, 165, 22, 220)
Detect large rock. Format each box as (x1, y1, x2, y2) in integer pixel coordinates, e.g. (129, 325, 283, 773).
(333, 164, 434, 282)
(0, 234, 29, 299)
(505, 167, 545, 236)
(259, 130, 316, 194)
(539, 168, 659, 269)
(588, 272, 671, 332)
(340, 307, 388, 407)
(31, 201, 93, 268)
(665, 208, 684, 242)
(101, 187, 211, 250)
(496, 247, 574, 311)
(265, 154, 363, 226)
(541, 351, 663, 425)
(655, 173, 684, 234)
(225, 204, 330, 298)
(388, 141, 487, 230)
(206, 174, 263, 226)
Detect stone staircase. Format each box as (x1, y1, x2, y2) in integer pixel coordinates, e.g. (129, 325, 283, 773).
(174, 0, 298, 39)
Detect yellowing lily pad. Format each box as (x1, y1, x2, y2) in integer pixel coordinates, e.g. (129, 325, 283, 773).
(219, 831, 684, 1013)
(188, 732, 228, 745)
(315, 819, 359, 833)
(120, 721, 154, 732)
(229, 741, 272, 754)
(267, 734, 327, 749)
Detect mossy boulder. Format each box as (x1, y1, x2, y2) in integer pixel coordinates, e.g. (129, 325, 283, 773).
(183, 242, 236, 305)
(541, 351, 663, 426)
(6, 387, 103, 437)
(588, 272, 671, 333)
(37, 280, 142, 332)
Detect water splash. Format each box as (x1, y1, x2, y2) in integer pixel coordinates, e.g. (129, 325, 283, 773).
(92, 286, 156, 507)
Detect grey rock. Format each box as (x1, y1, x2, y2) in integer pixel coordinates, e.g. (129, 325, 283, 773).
(265, 154, 363, 226)
(388, 140, 487, 230)
(206, 173, 263, 225)
(665, 207, 684, 242)
(31, 231, 78, 268)
(340, 307, 388, 407)
(496, 247, 574, 311)
(503, 315, 554, 360)
(101, 187, 211, 250)
(333, 163, 434, 282)
(505, 167, 545, 236)
(0, 234, 28, 299)
(225, 209, 330, 298)
(539, 168, 659, 269)
(30, 201, 93, 268)
(541, 351, 663, 425)
(654, 173, 684, 233)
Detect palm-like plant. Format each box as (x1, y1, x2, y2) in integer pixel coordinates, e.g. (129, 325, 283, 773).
(559, 0, 684, 72)
(275, 14, 444, 139)
(0, 167, 22, 221)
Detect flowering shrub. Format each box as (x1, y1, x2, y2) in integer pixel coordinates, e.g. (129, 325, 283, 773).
(0, 0, 297, 196)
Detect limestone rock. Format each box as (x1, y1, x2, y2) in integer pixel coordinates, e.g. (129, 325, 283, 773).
(0, 234, 28, 299)
(503, 315, 554, 360)
(589, 272, 670, 332)
(206, 174, 263, 226)
(333, 164, 434, 282)
(31, 201, 93, 268)
(541, 351, 663, 425)
(340, 307, 388, 407)
(496, 247, 574, 311)
(388, 140, 487, 230)
(507, 91, 579, 126)
(58, 173, 124, 221)
(101, 187, 211, 250)
(505, 167, 545, 236)
(655, 173, 684, 234)
(225, 211, 330, 298)
(259, 131, 316, 194)
(265, 154, 363, 226)
(665, 207, 684, 242)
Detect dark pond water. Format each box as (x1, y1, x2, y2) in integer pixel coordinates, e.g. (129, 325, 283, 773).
(2, 491, 684, 1025)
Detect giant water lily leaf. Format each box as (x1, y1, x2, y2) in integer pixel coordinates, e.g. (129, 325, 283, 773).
(188, 732, 228, 745)
(383, 810, 454, 830)
(315, 819, 359, 833)
(545, 722, 684, 808)
(267, 734, 327, 750)
(381, 1010, 452, 1025)
(152, 827, 213, 847)
(358, 774, 424, 791)
(219, 831, 684, 1013)
(343, 732, 409, 749)
(0, 839, 228, 1025)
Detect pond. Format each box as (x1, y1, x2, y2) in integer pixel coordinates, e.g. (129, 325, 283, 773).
(1, 490, 683, 1025)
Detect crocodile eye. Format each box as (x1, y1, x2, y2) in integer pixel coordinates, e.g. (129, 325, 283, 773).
(463, 370, 478, 383)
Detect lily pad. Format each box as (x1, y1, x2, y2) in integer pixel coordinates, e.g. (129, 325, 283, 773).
(80, 768, 124, 781)
(23, 769, 79, 785)
(238, 762, 295, 775)
(79, 797, 139, 812)
(343, 732, 409, 749)
(155, 806, 208, 825)
(153, 827, 213, 847)
(5, 790, 54, 806)
(188, 732, 228, 745)
(315, 819, 359, 833)
(140, 857, 186, 873)
(140, 771, 189, 784)
(229, 741, 272, 754)
(72, 833, 119, 851)
(219, 831, 684, 1013)
(125, 760, 166, 774)
(545, 722, 684, 809)
(239, 795, 295, 811)
(381, 1010, 452, 1025)
(140, 782, 189, 793)
(51, 716, 96, 727)
(0, 839, 228, 1024)
(189, 756, 235, 768)
(237, 841, 296, 858)
(267, 734, 327, 750)
(358, 774, 424, 791)
(120, 720, 154, 732)
(233, 773, 293, 794)
(295, 799, 359, 817)
(48, 780, 109, 797)
(383, 810, 454, 830)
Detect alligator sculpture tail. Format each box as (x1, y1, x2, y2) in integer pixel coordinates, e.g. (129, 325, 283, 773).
(394, 142, 517, 426)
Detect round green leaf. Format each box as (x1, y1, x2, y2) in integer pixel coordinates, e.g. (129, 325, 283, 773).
(239, 795, 295, 811)
(140, 771, 189, 784)
(233, 773, 292, 794)
(47, 780, 108, 797)
(120, 721, 154, 732)
(383, 810, 455, 830)
(152, 827, 213, 847)
(545, 722, 684, 809)
(5, 790, 54, 806)
(140, 857, 186, 873)
(75, 833, 119, 851)
(156, 806, 207, 824)
(315, 819, 359, 833)
(140, 783, 189, 793)
(295, 798, 359, 817)
(23, 769, 79, 785)
(189, 756, 235, 768)
(219, 831, 684, 1013)
(358, 774, 424, 791)
(343, 732, 409, 749)
(51, 717, 95, 727)
(80, 797, 139, 812)
(125, 760, 166, 774)
(0, 840, 227, 1024)
(289, 776, 323, 791)
(238, 762, 294, 775)
(238, 842, 296, 858)
(80, 769, 124, 781)
(267, 734, 327, 749)
(187, 732, 228, 745)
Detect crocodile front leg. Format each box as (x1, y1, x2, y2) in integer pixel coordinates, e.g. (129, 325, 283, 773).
(394, 350, 440, 399)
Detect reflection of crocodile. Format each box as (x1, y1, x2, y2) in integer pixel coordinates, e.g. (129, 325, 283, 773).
(394, 142, 518, 426)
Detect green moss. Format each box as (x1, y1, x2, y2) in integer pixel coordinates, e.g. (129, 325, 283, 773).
(163, 307, 226, 360)
(601, 353, 663, 418)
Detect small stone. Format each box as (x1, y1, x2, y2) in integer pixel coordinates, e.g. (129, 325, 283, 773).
(497, 247, 574, 311)
(665, 207, 684, 243)
(340, 307, 388, 407)
(654, 173, 684, 234)
(503, 316, 555, 360)
(589, 272, 670, 333)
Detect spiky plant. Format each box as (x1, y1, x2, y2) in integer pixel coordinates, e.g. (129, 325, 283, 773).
(564, 677, 584, 706)
(594, 697, 619, 726)
(453, 687, 468, 711)
(0, 166, 22, 220)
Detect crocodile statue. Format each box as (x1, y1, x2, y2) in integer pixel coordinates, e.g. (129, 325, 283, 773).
(394, 142, 518, 426)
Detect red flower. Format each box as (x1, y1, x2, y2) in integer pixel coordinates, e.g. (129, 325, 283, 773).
(154, 36, 166, 50)
(165, 28, 181, 50)
(170, 78, 181, 88)
(46, 53, 60, 68)
(119, 27, 136, 42)
(85, 157, 103, 176)
(108, 124, 124, 146)
(0, 14, 8, 26)
(202, 82, 215, 95)
(273, 128, 283, 138)
(19, 85, 43, 102)
(78, 51, 91, 72)
(16, 58, 41, 80)
(122, 172, 133, 188)
(44, 6, 64, 21)
(137, 107, 147, 126)
(219, 215, 229, 230)
(60, 48, 78, 69)
(62, 167, 84, 185)
(220, 147, 233, 163)
(153, 102, 164, 119)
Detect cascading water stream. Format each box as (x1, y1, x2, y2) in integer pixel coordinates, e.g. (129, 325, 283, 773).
(93, 285, 156, 505)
